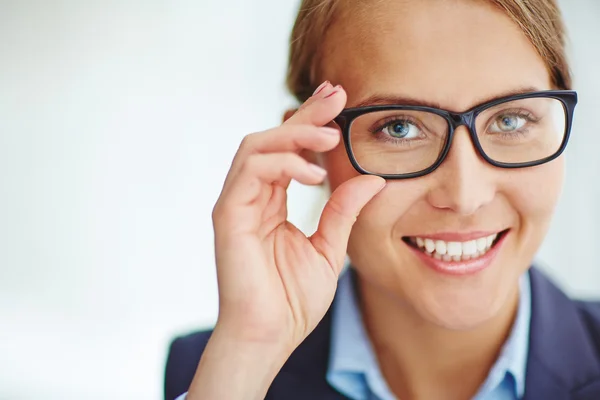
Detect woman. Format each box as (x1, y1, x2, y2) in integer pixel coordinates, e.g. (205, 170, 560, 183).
(165, 0, 600, 399)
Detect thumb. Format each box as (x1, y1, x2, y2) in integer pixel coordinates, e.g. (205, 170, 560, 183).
(309, 175, 386, 275)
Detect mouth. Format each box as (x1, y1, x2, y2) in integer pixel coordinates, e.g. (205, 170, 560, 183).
(401, 229, 510, 275)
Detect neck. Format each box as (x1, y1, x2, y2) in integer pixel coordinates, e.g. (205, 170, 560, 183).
(355, 272, 520, 400)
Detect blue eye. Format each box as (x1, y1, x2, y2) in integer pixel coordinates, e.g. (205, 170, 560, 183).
(490, 114, 527, 133)
(382, 120, 420, 139)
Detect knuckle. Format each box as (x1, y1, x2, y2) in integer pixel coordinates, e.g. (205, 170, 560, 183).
(238, 133, 256, 153)
(212, 199, 240, 228)
(212, 198, 235, 226)
(281, 152, 296, 162)
(285, 154, 304, 170)
(309, 234, 338, 275)
(287, 124, 308, 134)
(294, 124, 319, 139)
(294, 104, 310, 117)
(211, 202, 221, 223)
(327, 197, 354, 221)
(243, 154, 261, 171)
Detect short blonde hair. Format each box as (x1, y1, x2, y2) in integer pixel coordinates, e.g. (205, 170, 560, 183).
(286, 0, 572, 103)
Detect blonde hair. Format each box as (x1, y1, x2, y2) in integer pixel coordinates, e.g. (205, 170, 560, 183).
(286, 0, 572, 103)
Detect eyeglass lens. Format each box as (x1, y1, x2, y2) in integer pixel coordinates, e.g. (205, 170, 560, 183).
(348, 97, 567, 175)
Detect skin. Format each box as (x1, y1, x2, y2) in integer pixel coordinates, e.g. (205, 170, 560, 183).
(317, 1, 563, 398)
(187, 1, 565, 399)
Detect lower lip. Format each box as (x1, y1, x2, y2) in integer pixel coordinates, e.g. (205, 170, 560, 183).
(407, 232, 509, 276)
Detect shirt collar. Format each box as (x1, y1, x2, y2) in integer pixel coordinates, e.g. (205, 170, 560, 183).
(327, 267, 532, 399)
(477, 270, 531, 398)
(327, 267, 396, 399)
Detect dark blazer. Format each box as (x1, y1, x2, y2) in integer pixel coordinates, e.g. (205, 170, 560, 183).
(164, 268, 600, 400)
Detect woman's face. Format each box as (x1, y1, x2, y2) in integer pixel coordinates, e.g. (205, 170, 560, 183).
(320, 0, 564, 329)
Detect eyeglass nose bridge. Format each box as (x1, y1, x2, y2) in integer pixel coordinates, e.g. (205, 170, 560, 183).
(442, 110, 484, 164)
(447, 110, 477, 132)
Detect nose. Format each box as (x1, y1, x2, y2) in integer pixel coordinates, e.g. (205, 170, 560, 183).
(426, 127, 496, 215)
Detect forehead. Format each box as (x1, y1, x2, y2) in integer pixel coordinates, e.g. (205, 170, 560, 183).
(320, 0, 551, 111)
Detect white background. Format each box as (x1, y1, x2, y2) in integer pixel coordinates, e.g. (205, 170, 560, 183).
(0, 1, 599, 399)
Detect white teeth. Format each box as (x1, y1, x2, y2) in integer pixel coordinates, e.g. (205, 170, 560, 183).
(476, 237, 487, 252)
(435, 240, 447, 255)
(410, 232, 503, 262)
(486, 234, 497, 248)
(447, 242, 462, 256)
(424, 238, 436, 253)
(462, 240, 477, 256)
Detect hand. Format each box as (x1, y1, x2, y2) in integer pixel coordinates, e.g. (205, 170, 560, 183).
(211, 82, 386, 351)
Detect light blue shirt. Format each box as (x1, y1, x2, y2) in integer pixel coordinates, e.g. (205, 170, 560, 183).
(176, 270, 531, 400)
(327, 268, 532, 400)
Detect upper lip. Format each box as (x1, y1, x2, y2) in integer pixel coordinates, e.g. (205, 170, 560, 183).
(402, 230, 509, 242)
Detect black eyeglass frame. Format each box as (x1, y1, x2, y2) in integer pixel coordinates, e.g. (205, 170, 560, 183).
(333, 90, 578, 180)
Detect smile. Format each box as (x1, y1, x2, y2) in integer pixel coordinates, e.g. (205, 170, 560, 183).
(402, 230, 510, 275)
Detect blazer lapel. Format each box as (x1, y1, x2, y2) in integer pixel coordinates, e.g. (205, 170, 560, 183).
(523, 268, 600, 400)
(267, 267, 600, 400)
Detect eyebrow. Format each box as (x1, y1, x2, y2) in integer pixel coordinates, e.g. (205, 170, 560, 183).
(350, 86, 543, 110)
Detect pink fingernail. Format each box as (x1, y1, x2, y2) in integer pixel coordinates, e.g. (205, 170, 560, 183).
(313, 81, 330, 96)
(320, 127, 339, 136)
(324, 85, 342, 99)
(309, 163, 327, 177)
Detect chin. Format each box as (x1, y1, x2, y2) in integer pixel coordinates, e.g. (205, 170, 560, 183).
(396, 230, 525, 330)
(407, 262, 520, 331)
(416, 289, 509, 331)
(350, 231, 525, 331)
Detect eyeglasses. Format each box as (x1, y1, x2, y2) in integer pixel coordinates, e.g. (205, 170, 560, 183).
(334, 90, 578, 179)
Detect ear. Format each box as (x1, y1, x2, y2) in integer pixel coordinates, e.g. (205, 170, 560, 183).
(282, 108, 321, 166)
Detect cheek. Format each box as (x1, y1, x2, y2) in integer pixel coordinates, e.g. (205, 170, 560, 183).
(500, 159, 565, 276)
(322, 141, 430, 219)
(322, 142, 429, 268)
(357, 181, 429, 230)
(346, 180, 430, 272)
(506, 157, 564, 229)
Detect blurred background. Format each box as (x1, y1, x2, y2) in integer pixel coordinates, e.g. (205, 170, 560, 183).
(0, 0, 598, 399)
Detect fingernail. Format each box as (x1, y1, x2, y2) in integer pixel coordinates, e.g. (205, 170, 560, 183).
(320, 127, 339, 136)
(324, 85, 342, 99)
(308, 163, 327, 177)
(313, 81, 330, 96)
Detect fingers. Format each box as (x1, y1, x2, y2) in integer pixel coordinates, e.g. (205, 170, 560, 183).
(284, 83, 347, 127)
(217, 152, 328, 220)
(240, 124, 341, 156)
(214, 81, 348, 234)
(310, 175, 386, 275)
(239, 82, 346, 156)
(220, 124, 340, 194)
(221, 82, 346, 192)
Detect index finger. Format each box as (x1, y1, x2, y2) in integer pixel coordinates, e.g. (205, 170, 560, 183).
(220, 84, 347, 192)
(284, 83, 347, 127)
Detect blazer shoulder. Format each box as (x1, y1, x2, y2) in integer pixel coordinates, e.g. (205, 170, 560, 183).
(164, 329, 213, 400)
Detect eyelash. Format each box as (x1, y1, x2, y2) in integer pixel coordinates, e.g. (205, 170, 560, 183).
(487, 109, 540, 135)
(368, 116, 426, 144)
(362, 108, 540, 145)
